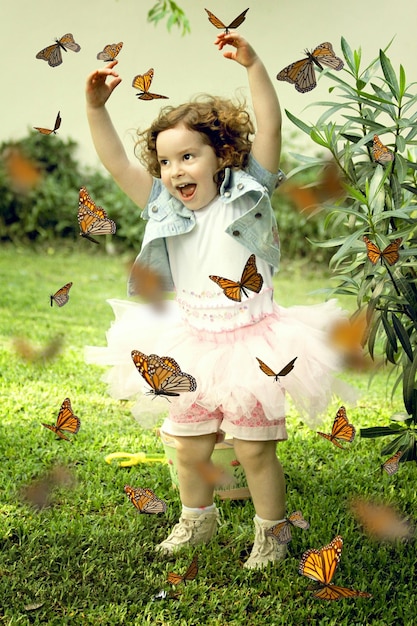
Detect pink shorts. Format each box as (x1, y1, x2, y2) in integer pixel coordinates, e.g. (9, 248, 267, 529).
(161, 401, 287, 442)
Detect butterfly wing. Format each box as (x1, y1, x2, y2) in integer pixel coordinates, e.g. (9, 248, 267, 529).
(288, 510, 310, 530)
(183, 555, 198, 583)
(53, 111, 62, 132)
(132, 69, 168, 100)
(382, 450, 403, 475)
(97, 42, 123, 61)
(330, 406, 356, 444)
(58, 33, 81, 53)
(277, 57, 316, 93)
(209, 275, 242, 301)
(124, 485, 166, 514)
(131, 351, 195, 396)
(160, 371, 197, 395)
(55, 398, 80, 435)
(311, 42, 344, 70)
(204, 8, 226, 29)
(36, 43, 62, 67)
(34, 111, 61, 136)
(266, 520, 292, 544)
(50, 282, 73, 307)
(363, 235, 401, 266)
(256, 357, 278, 379)
(78, 187, 116, 242)
(277, 357, 298, 378)
(372, 135, 394, 164)
(313, 584, 370, 601)
(299, 535, 343, 585)
(240, 254, 263, 296)
(204, 8, 249, 32)
(363, 236, 381, 264)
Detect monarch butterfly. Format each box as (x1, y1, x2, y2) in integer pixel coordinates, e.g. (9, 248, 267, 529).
(124, 485, 167, 514)
(381, 450, 403, 475)
(167, 555, 198, 585)
(2, 147, 42, 194)
(372, 135, 394, 164)
(279, 160, 345, 214)
(363, 235, 402, 266)
(78, 186, 116, 244)
(132, 69, 168, 100)
(317, 406, 355, 449)
(41, 398, 80, 441)
(299, 535, 372, 600)
(128, 261, 165, 308)
(50, 281, 73, 307)
(277, 42, 344, 93)
(97, 42, 123, 61)
(266, 511, 310, 545)
(33, 111, 61, 135)
(131, 350, 197, 397)
(349, 497, 413, 542)
(12, 334, 64, 364)
(256, 356, 297, 382)
(204, 8, 249, 33)
(36, 34, 81, 67)
(209, 254, 263, 302)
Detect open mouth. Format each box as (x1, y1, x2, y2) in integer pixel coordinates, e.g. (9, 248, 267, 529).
(177, 183, 196, 200)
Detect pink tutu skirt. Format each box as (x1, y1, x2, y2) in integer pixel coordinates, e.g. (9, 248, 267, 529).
(85, 297, 356, 429)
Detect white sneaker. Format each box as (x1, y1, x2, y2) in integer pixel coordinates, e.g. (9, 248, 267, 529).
(244, 516, 287, 569)
(156, 508, 219, 555)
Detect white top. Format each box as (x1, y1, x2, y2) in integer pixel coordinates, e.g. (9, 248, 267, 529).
(166, 195, 274, 331)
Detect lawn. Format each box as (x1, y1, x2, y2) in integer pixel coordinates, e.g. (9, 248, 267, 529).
(0, 244, 415, 626)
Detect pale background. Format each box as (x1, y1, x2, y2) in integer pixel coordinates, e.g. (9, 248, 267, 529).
(1, 0, 416, 171)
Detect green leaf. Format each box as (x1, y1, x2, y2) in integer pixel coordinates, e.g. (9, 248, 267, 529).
(284, 110, 313, 135)
(379, 49, 400, 99)
(360, 426, 404, 438)
(340, 36, 355, 73)
(391, 313, 413, 361)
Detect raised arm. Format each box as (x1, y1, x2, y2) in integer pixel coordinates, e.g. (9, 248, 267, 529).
(85, 60, 153, 208)
(215, 34, 282, 174)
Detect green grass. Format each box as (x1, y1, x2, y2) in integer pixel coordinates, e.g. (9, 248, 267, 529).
(0, 244, 416, 626)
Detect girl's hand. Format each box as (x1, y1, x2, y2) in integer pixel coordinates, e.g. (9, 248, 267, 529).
(85, 60, 122, 108)
(214, 33, 258, 68)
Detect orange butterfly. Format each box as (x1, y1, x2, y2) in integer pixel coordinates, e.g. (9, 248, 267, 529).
(381, 450, 403, 475)
(299, 535, 372, 601)
(279, 160, 345, 214)
(50, 282, 73, 307)
(317, 407, 355, 449)
(36, 34, 81, 67)
(194, 460, 235, 488)
(256, 356, 297, 382)
(350, 497, 413, 542)
(266, 511, 310, 544)
(33, 111, 61, 135)
(124, 485, 166, 514)
(132, 69, 168, 100)
(2, 147, 42, 193)
(209, 254, 263, 302)
(277, 42, 344, 93)
(204, 8, 249, 33)
(97, 42, 123, 61)
(372, 135, 394, 164)
(167, 555, 198, 585)
(78, 187, 116, 244)
(131, 350, 197, 397)
(363, 235, 402, 266)
(42, 398, 80, 441)
(128, 261, 165, 308)
(12, 334, 64, 364)
(328, 308, 372, 369)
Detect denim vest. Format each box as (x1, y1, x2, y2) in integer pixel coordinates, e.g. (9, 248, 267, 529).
(129, 155, 285, 293)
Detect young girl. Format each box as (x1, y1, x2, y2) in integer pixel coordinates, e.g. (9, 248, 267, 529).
(85, 33, 349, 569)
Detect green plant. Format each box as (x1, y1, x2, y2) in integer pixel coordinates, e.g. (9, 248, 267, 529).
(147, 0, 190, 36)
(284, 37, 417, 465)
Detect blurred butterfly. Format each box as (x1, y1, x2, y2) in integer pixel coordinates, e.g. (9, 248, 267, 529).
(204, 8, 249, 33)
(328, 308, 372, 369)
(279, 160, 345, 214)
(372, 135, 394, 164)
(381, 450, 403, 475)
(50, 281, 73, 307)
(124, 485, 167, 514)
(20, 463, 75, 511)
(256, 356, 297, 382)
(167, 555, 198, 585)
(277, 42, 344, 93)
(78, 186, 116, 244)
(42, 397, 80, 441)
(97, 42, 123, 61)
(128, 261, 165, 308)
(131, 350, 197, 397)
(33, 111, 61, 135)
(36, 34, 81, 67)
(209, 254, 263, 302)
(12, 334, 64, 364)
(266, 511, 310, 544)
(317, 406, 355, 449)
(363, 235, 402, 266)
(350, 497, 413, 542)
(299, 535, 372, 601)
(132, 69, 168, 100)
(194, 460, 235, 488)
(2, 147, 42, 194)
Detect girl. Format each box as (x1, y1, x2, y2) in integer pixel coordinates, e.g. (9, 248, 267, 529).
(85, 33, 348, 569)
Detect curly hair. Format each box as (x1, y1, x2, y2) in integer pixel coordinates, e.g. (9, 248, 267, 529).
(135, 95, 254, 187)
